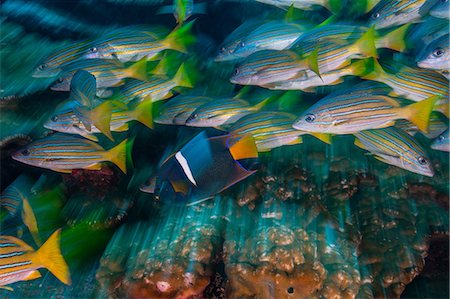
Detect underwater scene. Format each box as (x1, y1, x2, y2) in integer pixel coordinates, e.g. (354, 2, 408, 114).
(0, 0, 449, 298)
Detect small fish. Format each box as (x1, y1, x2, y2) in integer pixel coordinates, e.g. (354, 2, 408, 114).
(0, 229, 71, 289)
(354, 127, 434, 177)
(395, 112, 448, 139)
(154, 95, 212, 125)
(369, 0, 432, 29)
(120, 64, 192, 103)
(0, 176, 42, 246)
(215, 19, 266, 62)
(32, 42, 92, 78)
(140, 132, 258, 205)
(44, 100, 153, 141)
(12, 134, 130, 173)
(263, 59, 369, 91)
(82, 22, 194, 62)
(228, 112, 330, 152)
(417, 34, 449, 71)
(50, 58, 148, 93)
(230, 50, 313, 86)
(294, 23, 410, 52)
(429, 0, 450, 19)
(431, 129, 450, 152)
(185, 96, 271, 127)
(363, 60, 449, 117)
(228, 21, 309, 59)
(293, 94, 438, 134)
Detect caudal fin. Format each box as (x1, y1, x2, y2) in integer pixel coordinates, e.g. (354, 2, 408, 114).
(403, 95, 439, 133)
(107, 138, 133, 173)
(354, 26, 378, 59)
(163, 21, 195, 53)
(228, 135, 259, 160)
(130, 99, 153, 129)
(34, 229, 71, 285)
(173, 63, 193, 88)
(126, 57, 148, 81)
(376, 24, 411, 52)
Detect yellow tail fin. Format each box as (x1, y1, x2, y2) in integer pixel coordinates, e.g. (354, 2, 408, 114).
(362, 58, 387, 81)
(21, 198, 42, 246)
(229, 135, 258, 160)
(377, 24, 410, 52)
(306, 48, 321, 78)
(402, 96, 439, 133)
(107, 138, 132, 173)
(34, 229, 71, 285)
(173, 63, 193, 88)
(163, 21, 195, 53)
(131, 98, 153, 129)
(354, 26, 378, 58)
(89, 101, 114, 141)
(252, 95, 273, 111)
(126, 57, 148, 81)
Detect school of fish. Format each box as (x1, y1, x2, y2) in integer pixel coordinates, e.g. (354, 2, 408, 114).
(1, 0, 449, 290)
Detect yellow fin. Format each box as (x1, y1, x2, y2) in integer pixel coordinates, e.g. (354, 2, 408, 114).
(23, 270, 42, 281)
(21, 198, 42, 246)
(354, 138, 366, 149)
(0, 286, 14, 291)
(310, 132, 332, 144)
(33, 229, 71, 285)
(130, 98, 153, 129)
(126, 57, 148, 81)
(306, 48, 321, 78)
(172, 63, 193, 88)
(251, 96, 273, 111)
(354, 26, 378, 58)
(83, 164, 102, 171)
(80, 133, 98, 142)
(362, 58, 387, 81)
(286, 136, 303, 145)
(402, 96, 439, 133)
(228, 135, 258, 160)
(106, 138, 132, 174)
(87, 101, 114, 141)
(162, 20, 195, 53)
(377, 24, 411, 52)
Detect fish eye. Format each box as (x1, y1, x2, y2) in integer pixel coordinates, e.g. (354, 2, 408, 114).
(192, 113, 198, 119)
(371, 12, 380, 19)
(90, 47, 98, 53)
(417, 156, 428, 165)
(287, 287, 294, 294)
(433, 48, 444, 57)
(51, 115, 58, 122)
(38, 63, 47, 70)
(57, 77, 64, 83)
(240, 41, 245, 48)
(233, 68, 240, 76)
(439, 135, 445, 141)
(221, 47, 226, 53)
(21, 149, 30, 156)
(304, 113, 316, 123)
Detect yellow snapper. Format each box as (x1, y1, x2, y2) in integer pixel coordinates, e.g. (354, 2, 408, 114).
(0, 229, 71, 290)
(293, 93, 438, 134)
(12, 134, 130, 173)
(354, 127, 434, 176)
